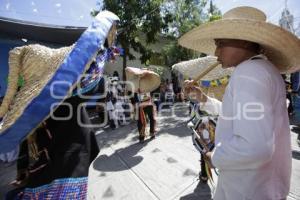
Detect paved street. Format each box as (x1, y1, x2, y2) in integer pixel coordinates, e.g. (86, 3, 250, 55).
(87, 103, 300, 200)
(88, 104, 214, 200)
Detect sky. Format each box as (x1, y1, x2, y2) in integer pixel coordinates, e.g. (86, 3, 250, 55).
(0, 0, 299, 30)
(0, 0, 100, 27)
(213, 0, 300, 28)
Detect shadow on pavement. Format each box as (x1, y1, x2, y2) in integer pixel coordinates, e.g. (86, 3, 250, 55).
(179, 182, 212, 200)
(156, 104, 191, 138)
(93, 140, 152, 172)
(93, 104, 191, 148)
(0, 161, 17, 199)
(291, 125, 300, 134)
(158, 120, 191, 138)
(95, 122, 138, 148)
(289, 112, 300, 125)
(292, 150, 300, 160)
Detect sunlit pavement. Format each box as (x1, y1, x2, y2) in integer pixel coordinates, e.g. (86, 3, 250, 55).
(87, 103, 300, 200)
(290, 124, 300, 200)
(88, 103, 213, 200)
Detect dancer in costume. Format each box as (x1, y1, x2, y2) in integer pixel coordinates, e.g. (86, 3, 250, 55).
(125, 67, 160, 143)
(0, 11, 119, 199)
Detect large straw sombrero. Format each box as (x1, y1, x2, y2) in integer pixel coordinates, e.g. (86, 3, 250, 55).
(179, 6, 300, 73)
(172, 56, 233, 80)
(125, 67, 161, 93)
(0, 11, 119, 153)
(172, 56, 233, 100)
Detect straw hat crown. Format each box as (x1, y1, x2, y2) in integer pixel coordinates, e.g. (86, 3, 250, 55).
(179, 6, 300, 73)
(223, 6, 266, 21)
(0, 45, 72, 131)
(125, 67, 161, 93)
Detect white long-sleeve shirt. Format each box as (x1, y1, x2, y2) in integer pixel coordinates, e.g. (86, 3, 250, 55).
(201, 56, 291, 200)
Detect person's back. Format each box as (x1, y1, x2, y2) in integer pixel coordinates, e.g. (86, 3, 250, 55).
(213, 57, 291, 199)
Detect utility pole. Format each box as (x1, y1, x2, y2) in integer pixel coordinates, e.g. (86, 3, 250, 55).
(279, 0, 295, 33)
(285, 0, 287, 11)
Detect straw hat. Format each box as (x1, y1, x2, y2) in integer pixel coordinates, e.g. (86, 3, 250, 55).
(172, 56, 233, 100)
(0, 11, 119, 153)
(125, 67, 161, 93)
(172, 56, 233, 81)
(179, 6, 300, 73)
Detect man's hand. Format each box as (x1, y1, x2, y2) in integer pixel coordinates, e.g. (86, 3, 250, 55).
(183, 80, 207, 103)
(183, 80, 197, 94)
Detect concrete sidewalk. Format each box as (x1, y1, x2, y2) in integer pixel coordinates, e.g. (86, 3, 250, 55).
(87, 104, 300, 200)
(290, 125, 300, 200)
(88, 105, 215, 200)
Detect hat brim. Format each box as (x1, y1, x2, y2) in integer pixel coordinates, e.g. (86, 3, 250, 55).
(125, 67, 161, 93)
(179, 19, 300, 73)
(172, 56, 233, 81)
(172, 56, 232, 101)
(0, 11, 119, 153)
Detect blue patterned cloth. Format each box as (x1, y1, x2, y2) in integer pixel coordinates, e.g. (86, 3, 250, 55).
(72, 46, 123, 97)
(72, 49, 107, 96)
(14, 178, 87, 200)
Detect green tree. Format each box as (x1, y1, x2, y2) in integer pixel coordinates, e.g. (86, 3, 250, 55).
(161, 0, 207, 37)
(92, 0, 172, 80)
(208, 0, 221, 21)
(161, 0, 221, 66)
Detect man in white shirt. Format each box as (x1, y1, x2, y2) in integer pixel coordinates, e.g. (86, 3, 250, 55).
(180, 6, 300, 200)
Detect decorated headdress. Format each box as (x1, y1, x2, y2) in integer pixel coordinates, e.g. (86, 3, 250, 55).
(0, 11, 119, 153)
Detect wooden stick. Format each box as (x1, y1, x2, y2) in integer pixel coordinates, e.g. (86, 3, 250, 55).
(193, 62, 220, 82)
(183, 61, 220, 102)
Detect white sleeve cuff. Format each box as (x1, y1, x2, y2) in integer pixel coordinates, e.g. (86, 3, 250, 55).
(210, 143, 220, 168)
(199, 96, 222, 115)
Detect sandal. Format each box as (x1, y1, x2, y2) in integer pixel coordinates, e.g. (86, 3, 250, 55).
(199, 175, 208, 183)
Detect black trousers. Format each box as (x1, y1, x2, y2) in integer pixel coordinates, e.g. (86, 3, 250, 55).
(200, 153, 208, 178)
(137, 105, 156, 137)
(287, 93, 294, 114)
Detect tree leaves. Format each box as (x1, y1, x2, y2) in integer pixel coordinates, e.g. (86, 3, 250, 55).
(91, 0, 222, 78)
